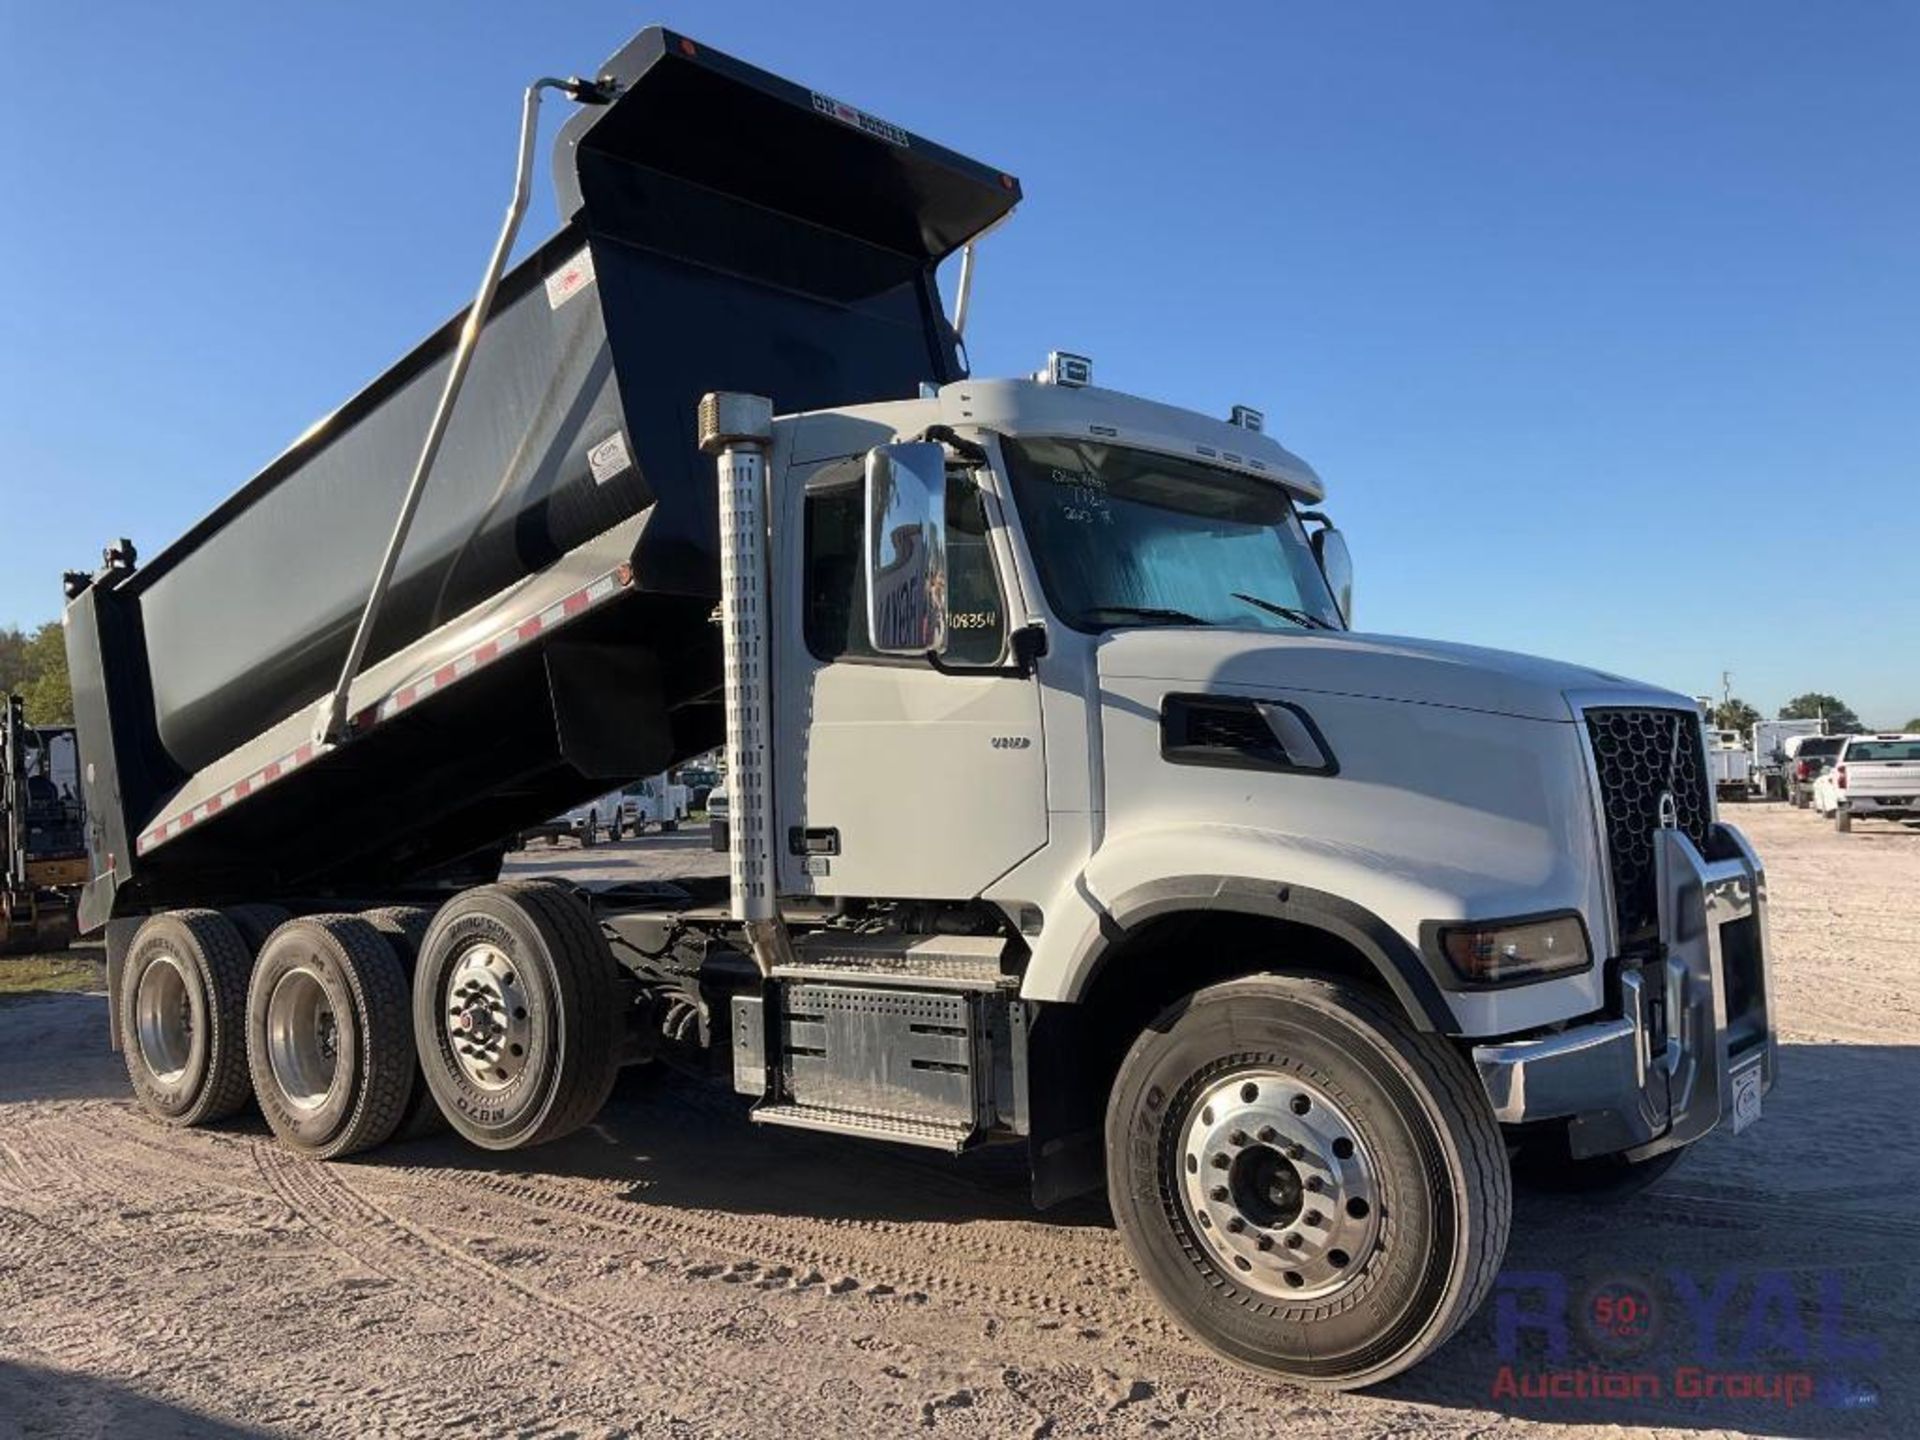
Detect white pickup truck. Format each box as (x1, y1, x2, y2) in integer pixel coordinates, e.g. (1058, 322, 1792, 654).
(1814, 734, 1920, 832)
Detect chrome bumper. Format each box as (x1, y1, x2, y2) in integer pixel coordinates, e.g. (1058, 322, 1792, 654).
(1473, 823, 1777, 1160)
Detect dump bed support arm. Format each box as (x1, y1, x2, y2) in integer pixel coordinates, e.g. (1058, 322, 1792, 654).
(316, 74, 613, 746)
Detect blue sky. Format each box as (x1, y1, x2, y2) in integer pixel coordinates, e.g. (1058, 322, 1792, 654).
(3, 2, 1914, 723)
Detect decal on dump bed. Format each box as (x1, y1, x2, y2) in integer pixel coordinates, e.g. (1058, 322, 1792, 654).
(810, 92, 909, 149)
(544, 247, 597, 309)
(587, 431, 632, 484)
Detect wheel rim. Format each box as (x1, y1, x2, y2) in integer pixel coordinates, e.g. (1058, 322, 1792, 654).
(443, 943, 531, 1091)
(265, 967, 340, 1110)
(134, 954, 193, 1084)
(1176, 1069, 1384, 1302)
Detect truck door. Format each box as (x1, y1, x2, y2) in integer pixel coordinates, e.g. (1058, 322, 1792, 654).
(776, 456, 1047, 898)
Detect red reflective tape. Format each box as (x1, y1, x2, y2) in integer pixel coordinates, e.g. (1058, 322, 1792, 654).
(562, 590, 590, 616)
(518, 617, 543, 642)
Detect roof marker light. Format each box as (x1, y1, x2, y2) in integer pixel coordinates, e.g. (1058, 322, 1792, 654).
(1036, 351, 1093, 387)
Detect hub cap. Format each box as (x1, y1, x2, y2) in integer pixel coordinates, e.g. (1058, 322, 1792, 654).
(134, 954, 193, 1084)
(265, 967, 340, 1110)
(444, 944, 530, 1091)
(1177, 1069, 1383, 1302)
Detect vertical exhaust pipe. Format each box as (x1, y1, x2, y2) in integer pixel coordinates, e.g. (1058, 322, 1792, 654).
(699, 392, 793, 978)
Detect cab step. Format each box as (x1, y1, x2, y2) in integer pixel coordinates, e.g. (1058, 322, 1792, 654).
(774, 932, 1014, 991)
(748, 1101, 975, 1152)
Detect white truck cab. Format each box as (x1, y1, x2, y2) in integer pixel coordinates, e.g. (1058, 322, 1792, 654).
(689, 364, 1777, 1382)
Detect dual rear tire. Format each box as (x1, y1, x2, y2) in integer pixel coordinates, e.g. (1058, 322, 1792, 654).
(121, 883, 623, 1160)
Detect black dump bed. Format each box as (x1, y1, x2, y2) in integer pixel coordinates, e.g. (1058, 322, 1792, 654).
(64, 28, 1017, 927)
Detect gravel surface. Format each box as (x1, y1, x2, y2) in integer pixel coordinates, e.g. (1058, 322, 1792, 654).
(1, 807, 1912, 1437)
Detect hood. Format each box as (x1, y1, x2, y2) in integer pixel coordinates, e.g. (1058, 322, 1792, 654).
(1094, 627, 1672, 723)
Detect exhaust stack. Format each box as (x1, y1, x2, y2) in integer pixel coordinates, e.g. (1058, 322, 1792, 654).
(699, 392, 791, 978)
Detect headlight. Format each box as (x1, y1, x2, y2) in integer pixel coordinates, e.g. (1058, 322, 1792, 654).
(1436, 913, 1590, 987)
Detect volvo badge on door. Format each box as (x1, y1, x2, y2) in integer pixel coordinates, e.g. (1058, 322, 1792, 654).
(864, 442, 949, 655)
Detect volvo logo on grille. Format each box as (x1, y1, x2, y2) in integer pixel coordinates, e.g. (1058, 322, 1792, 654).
(1657, 790, 1679, 830)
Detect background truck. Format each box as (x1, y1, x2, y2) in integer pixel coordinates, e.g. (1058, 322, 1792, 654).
(1706, 728, 1753, 799)
(1815, 734, 1920, 832)
(60, 27, 1775, 1389)
(1785, 731, 1847, 809)
(2, 695, 87, 954)
(617, 772, 687, 834)
(1750, 717, 1824, 800)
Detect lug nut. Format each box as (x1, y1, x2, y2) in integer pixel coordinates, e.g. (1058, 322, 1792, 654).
(1256, 1126, 1277, 1143)
(1287, 1143, 1304, 1161)
(1211, 1153, 1231, 1170)
(1305, 1176, 1323, 1193)
(1256, 1234, 1274, 1251)
(1225, 1216, 1245, 1234)
(1210, 1186, 1229, 1203)
(1304, 1210, 1324, 1228)
(1229, 1129, 1249, 1147)
(1284, 1233, 1302, 1249)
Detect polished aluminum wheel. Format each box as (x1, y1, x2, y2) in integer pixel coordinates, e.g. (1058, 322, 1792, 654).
(444, 943, 531, 1090)
(134, 954, 193, 1084)
(1177, 1069, 1384, 1302)
(265, 967, 340, 1110)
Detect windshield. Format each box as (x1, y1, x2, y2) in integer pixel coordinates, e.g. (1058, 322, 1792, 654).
(1001, 437, 1344, 633)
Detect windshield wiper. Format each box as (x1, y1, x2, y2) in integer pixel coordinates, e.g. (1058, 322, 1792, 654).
(1077, 604, 1210, 627)
(1231, 592, 1335, 630)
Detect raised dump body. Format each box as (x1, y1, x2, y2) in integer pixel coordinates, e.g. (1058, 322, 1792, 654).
(64, 28, 1017, 927)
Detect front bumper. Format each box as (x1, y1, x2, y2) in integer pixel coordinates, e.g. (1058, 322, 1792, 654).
(1473, 822, 1777, 1160)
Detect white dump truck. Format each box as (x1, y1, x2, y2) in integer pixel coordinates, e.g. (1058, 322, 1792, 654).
(62, 27, 1775, 1388)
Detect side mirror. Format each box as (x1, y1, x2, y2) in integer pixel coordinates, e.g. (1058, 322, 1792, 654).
(1309, 523, 1353, 627)
(864, 442, 949, 655)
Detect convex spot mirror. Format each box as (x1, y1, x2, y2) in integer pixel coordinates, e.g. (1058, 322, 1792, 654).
(865, 442, 950, 655)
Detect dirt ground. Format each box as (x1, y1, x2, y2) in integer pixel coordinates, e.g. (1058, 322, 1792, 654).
(1, 805, 1913, 1438)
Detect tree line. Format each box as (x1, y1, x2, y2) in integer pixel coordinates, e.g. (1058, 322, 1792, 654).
(0, 622, 72, 726)
(1712, 693, 1920, 737)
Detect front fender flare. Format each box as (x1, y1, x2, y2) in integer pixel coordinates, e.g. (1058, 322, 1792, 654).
(1021, 824, 1464, 1033)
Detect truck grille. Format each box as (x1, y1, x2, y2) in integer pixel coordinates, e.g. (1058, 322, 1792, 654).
(1584, 707, 1713, 947)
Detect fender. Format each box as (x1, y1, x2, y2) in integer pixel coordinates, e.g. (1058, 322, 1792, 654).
(1020, 822, 1481, 1031)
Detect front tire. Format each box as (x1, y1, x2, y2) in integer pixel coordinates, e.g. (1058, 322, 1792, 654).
(1105, 974, 1510, 1390)
(120, 910, 255, 1126)
(412, 882, 624, 1150)
(246, 915, 413, 1160)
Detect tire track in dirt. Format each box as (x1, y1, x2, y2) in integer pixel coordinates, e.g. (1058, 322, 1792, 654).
(252, 1141, 805, 1436)
(365, 1162, 1174, 1341)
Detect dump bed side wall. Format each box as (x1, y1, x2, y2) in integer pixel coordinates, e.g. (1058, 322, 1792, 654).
(131, 228, 640, 777)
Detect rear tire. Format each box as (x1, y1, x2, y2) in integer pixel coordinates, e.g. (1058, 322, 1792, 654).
(120, 910, 255, 1126)
(1105, 974, 1510, 1390)
(224, 903, 290, 958)
(246, 915, 413, 1159)
(412, 881, 624, 1150)
(361, 905, 448, 1141)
